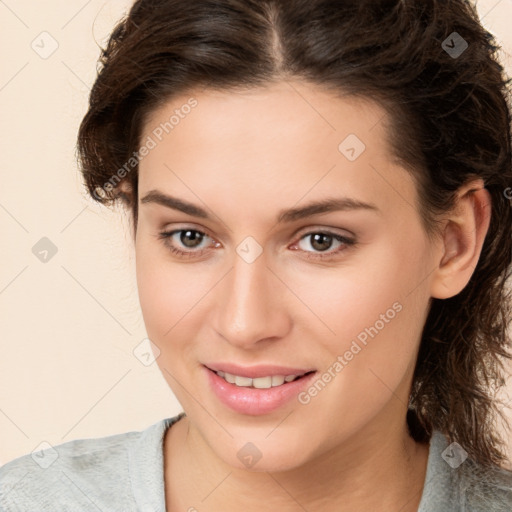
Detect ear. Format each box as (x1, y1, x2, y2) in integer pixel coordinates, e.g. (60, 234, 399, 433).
(430, 178, 492, 299)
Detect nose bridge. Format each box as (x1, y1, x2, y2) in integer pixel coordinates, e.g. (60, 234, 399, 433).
(214, 245, 289, 347)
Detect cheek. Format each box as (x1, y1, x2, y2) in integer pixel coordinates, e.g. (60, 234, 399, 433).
(296, 232, 431, 420)
(135, 235, 216, 368)
(135, 248, 200, 404)
(135, 236, 183, 346)
(297, 231, 430, 346)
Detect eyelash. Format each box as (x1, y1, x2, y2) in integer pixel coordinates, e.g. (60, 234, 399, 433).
(156, 227, 356, 261)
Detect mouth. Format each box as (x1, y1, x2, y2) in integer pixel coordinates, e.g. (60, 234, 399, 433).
(203, 364, 318, 415)
(208, 368, 315, 389)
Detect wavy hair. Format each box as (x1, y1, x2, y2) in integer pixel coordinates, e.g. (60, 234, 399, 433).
(76, 0, 512, 468)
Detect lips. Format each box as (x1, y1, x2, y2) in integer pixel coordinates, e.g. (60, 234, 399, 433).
(203, 363, 318, 415)
(204, 363, 316, 379)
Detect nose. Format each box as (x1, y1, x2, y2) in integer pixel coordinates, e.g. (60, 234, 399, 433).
(212, 250, 292, 349)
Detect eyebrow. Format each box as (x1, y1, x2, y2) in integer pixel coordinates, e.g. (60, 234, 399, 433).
(140, 190, 380, 224)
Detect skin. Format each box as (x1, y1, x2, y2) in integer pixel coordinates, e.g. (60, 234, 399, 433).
(130, 80, 491, 511)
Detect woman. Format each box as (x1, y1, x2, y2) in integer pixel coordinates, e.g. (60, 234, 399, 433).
(1, 0, 512, 510)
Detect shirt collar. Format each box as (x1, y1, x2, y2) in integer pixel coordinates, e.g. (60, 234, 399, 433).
(128, 413, 186, 511)
(417, 430, 458, 511)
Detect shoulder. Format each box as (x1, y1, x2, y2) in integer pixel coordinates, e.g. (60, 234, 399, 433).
(0, 429, 139, 511)
(419, 430, 512, 512)
(458, 457, 512, 511)
(0, 415, 181, 512)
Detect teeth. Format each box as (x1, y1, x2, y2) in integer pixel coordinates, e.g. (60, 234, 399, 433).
(217, 371, 302, 388)
(271, 375, 285, 386)
(235, 375, 252, 387)
(253, 377, 272, 389)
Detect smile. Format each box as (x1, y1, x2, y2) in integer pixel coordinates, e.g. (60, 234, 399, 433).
(204, 365, 318, 415)
(215, 370, 306, 388)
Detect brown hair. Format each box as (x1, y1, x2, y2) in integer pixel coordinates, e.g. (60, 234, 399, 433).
(77, 0, 512, 468)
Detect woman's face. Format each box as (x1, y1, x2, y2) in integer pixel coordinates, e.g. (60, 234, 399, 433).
(135, 81, 440, 471)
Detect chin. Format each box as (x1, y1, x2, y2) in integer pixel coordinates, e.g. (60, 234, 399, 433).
(209, 434, 314, 474)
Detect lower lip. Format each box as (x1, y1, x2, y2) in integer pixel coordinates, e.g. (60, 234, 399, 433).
(204, 366, 317, 415)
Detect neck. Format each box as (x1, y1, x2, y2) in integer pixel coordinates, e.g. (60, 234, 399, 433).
(164, 412, 430, 512)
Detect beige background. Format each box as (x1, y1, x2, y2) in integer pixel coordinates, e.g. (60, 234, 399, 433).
(1, 0, 511, 466)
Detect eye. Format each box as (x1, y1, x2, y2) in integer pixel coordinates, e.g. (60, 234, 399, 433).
(292, 231, 356, 260)
(157, 227, 356, 260)
(157, 228, 217, 258)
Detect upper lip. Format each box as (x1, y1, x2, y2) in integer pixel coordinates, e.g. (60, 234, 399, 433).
(204, 363, 316, 379)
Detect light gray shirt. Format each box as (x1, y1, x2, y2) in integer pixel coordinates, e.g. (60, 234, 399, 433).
(1, 412, 511, 511)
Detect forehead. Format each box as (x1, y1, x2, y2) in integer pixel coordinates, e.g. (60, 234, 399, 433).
(140, 81, 390, 154)
(137, 81, 418, 226)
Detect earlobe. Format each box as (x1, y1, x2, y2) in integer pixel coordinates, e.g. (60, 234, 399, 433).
(430, 179, 492, 299)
